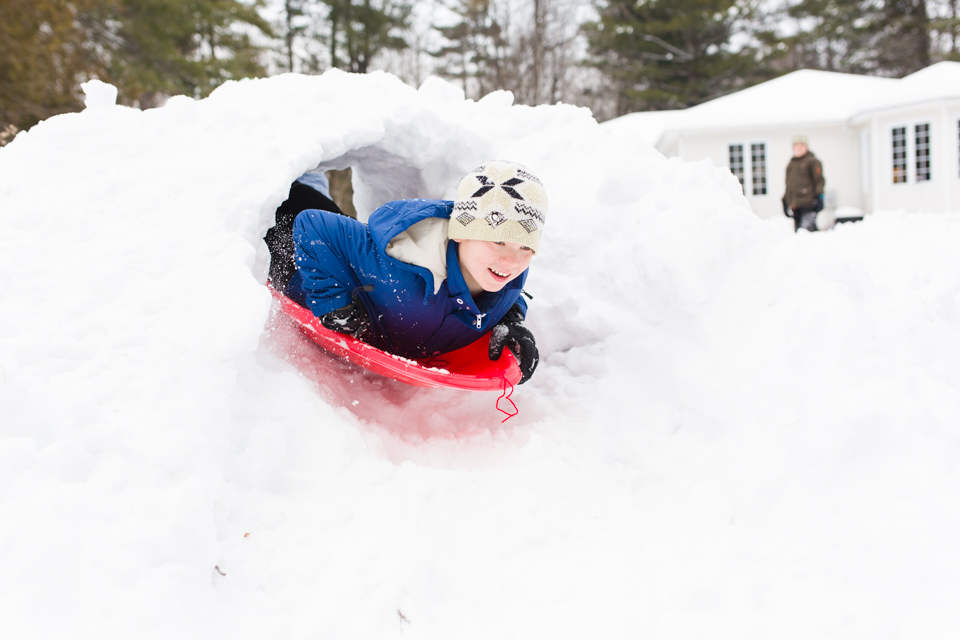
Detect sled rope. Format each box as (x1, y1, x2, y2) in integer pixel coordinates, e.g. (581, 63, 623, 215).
(496, 373, 518, 422)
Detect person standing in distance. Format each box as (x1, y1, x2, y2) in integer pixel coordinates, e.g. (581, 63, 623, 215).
(782, 135, 825, 232)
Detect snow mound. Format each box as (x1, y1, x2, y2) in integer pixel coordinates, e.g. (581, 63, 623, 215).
(2, 70, 960, 638)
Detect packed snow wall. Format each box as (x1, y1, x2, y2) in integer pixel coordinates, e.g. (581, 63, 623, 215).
(2, 71, 960, 638)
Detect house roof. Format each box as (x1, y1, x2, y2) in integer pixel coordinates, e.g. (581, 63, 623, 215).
(604, 62, 960, 143)
(601, 110, 685, 146)
(857, 61, 960, 114)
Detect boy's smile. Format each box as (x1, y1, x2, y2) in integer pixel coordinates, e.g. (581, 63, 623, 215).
(455, 239, 534, 295)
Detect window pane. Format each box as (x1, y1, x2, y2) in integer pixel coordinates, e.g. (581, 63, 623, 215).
(728, 144, 744, 190)
(892, 127, 907, 183)
(751, 143, 767, 196)
(915, 123, 931, 182)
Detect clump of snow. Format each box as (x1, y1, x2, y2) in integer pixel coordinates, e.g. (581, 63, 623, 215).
(81, 79, 119, 109)
(834, 205, 865, 219)
(2, 70, 960, 637)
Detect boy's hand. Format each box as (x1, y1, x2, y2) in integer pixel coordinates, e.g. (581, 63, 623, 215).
(321, 299, 369, 337)
(813, 194, 824, 212)
(489, 305, 538, 384)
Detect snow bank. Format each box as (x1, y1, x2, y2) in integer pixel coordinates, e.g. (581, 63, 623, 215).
(2, 70, 960, 638)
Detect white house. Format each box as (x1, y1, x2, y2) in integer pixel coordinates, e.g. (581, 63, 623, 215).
(602, 62, 960, 219)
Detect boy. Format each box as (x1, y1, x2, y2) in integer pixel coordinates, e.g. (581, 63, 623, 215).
(282, 161, 546, 384)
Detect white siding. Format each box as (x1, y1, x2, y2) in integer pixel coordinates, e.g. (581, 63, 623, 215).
(668, 125, 862, 219)
(860, 128, 872, 211)
(867, 102, 960, 213)
(952, 111, 960, 211)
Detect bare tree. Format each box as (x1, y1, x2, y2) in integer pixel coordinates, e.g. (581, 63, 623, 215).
(278, 0, 309, 72)
(929, 0, 960, 58)
(431, 0, 583, 105)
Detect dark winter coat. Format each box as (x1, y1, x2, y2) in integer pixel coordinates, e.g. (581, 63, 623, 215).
(289, 199, 528, 359)
(783, 152, 825, 210)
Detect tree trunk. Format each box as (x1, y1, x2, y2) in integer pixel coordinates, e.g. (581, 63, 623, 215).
(532, 0, 544, 104)
(285, 0, 295, 72)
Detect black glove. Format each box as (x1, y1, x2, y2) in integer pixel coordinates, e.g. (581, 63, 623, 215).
(488, 304, 538, 384)
(813, 194, 824, 213)
(320, 286, 372, 337)
(782, 198, 792, 217)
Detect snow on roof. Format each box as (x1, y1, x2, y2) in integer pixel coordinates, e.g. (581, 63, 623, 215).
(604, 61, 960, 143)
(863, 60, 960, 113)
(676, 69, 897, 130)
(598, 109, 685, 146)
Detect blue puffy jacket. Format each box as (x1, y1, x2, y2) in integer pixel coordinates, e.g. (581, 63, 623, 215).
(288, 199, 528, 359)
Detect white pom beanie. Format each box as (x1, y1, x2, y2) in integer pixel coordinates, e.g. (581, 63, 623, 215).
(449, 161, 548, 251)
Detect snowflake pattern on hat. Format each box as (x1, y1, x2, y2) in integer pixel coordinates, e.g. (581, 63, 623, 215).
(448, 160, 549, 251)
(471, 176, 526, 201)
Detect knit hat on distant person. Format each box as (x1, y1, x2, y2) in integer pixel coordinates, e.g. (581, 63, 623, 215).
(792, 135, 809, 146)
(449, 161, 548, 251)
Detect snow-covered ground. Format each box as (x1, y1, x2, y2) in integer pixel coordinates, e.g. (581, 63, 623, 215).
(2, 71, 960, 639)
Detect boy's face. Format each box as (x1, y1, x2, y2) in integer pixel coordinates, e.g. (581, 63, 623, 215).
(455, 239, 535, 293)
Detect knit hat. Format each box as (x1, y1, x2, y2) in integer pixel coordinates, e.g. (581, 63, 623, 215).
(449, 161, 548, 251)
(792, 135, 809, 146)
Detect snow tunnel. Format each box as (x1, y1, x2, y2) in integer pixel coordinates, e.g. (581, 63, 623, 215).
(252, 77, 546, 434)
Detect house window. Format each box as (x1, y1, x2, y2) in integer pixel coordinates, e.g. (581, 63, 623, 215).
(915, 123, 931, 181)
(728, 142, 767, 196)
(728, 144, 744, 189)
(751, 143, 767, 195)
(892, 127, 907, 183)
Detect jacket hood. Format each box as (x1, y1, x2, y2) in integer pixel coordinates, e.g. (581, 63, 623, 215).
(369, 199, 453, 296)
(368, 199, 453, 251)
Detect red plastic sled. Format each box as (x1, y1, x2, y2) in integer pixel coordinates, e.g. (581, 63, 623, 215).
(269, 285, 522, 391)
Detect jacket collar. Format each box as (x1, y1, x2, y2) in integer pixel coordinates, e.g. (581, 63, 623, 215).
(368, 199, 452, 254)
(444, 240, 526, 331)
(368, 199, 452, 302)
(444, 239, 472, 299)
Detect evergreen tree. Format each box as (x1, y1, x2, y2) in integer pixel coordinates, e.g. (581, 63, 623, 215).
(322, 0, 411, 73)
(770, 0, 878, 74)
(930, 0, 960, 58)
(88, 0, 273, 106)
(1, 0, 272, 131)
(278, 0, 310, 73)
(583, 0, 768, 114)
(431, 0, 510, 97)
(0, 0, 108, 130)
(874, 0, 932, 74)
(773, 0, 937, 77)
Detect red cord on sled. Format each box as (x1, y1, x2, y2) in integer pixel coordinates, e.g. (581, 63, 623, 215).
(496, 373, 518, 422)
